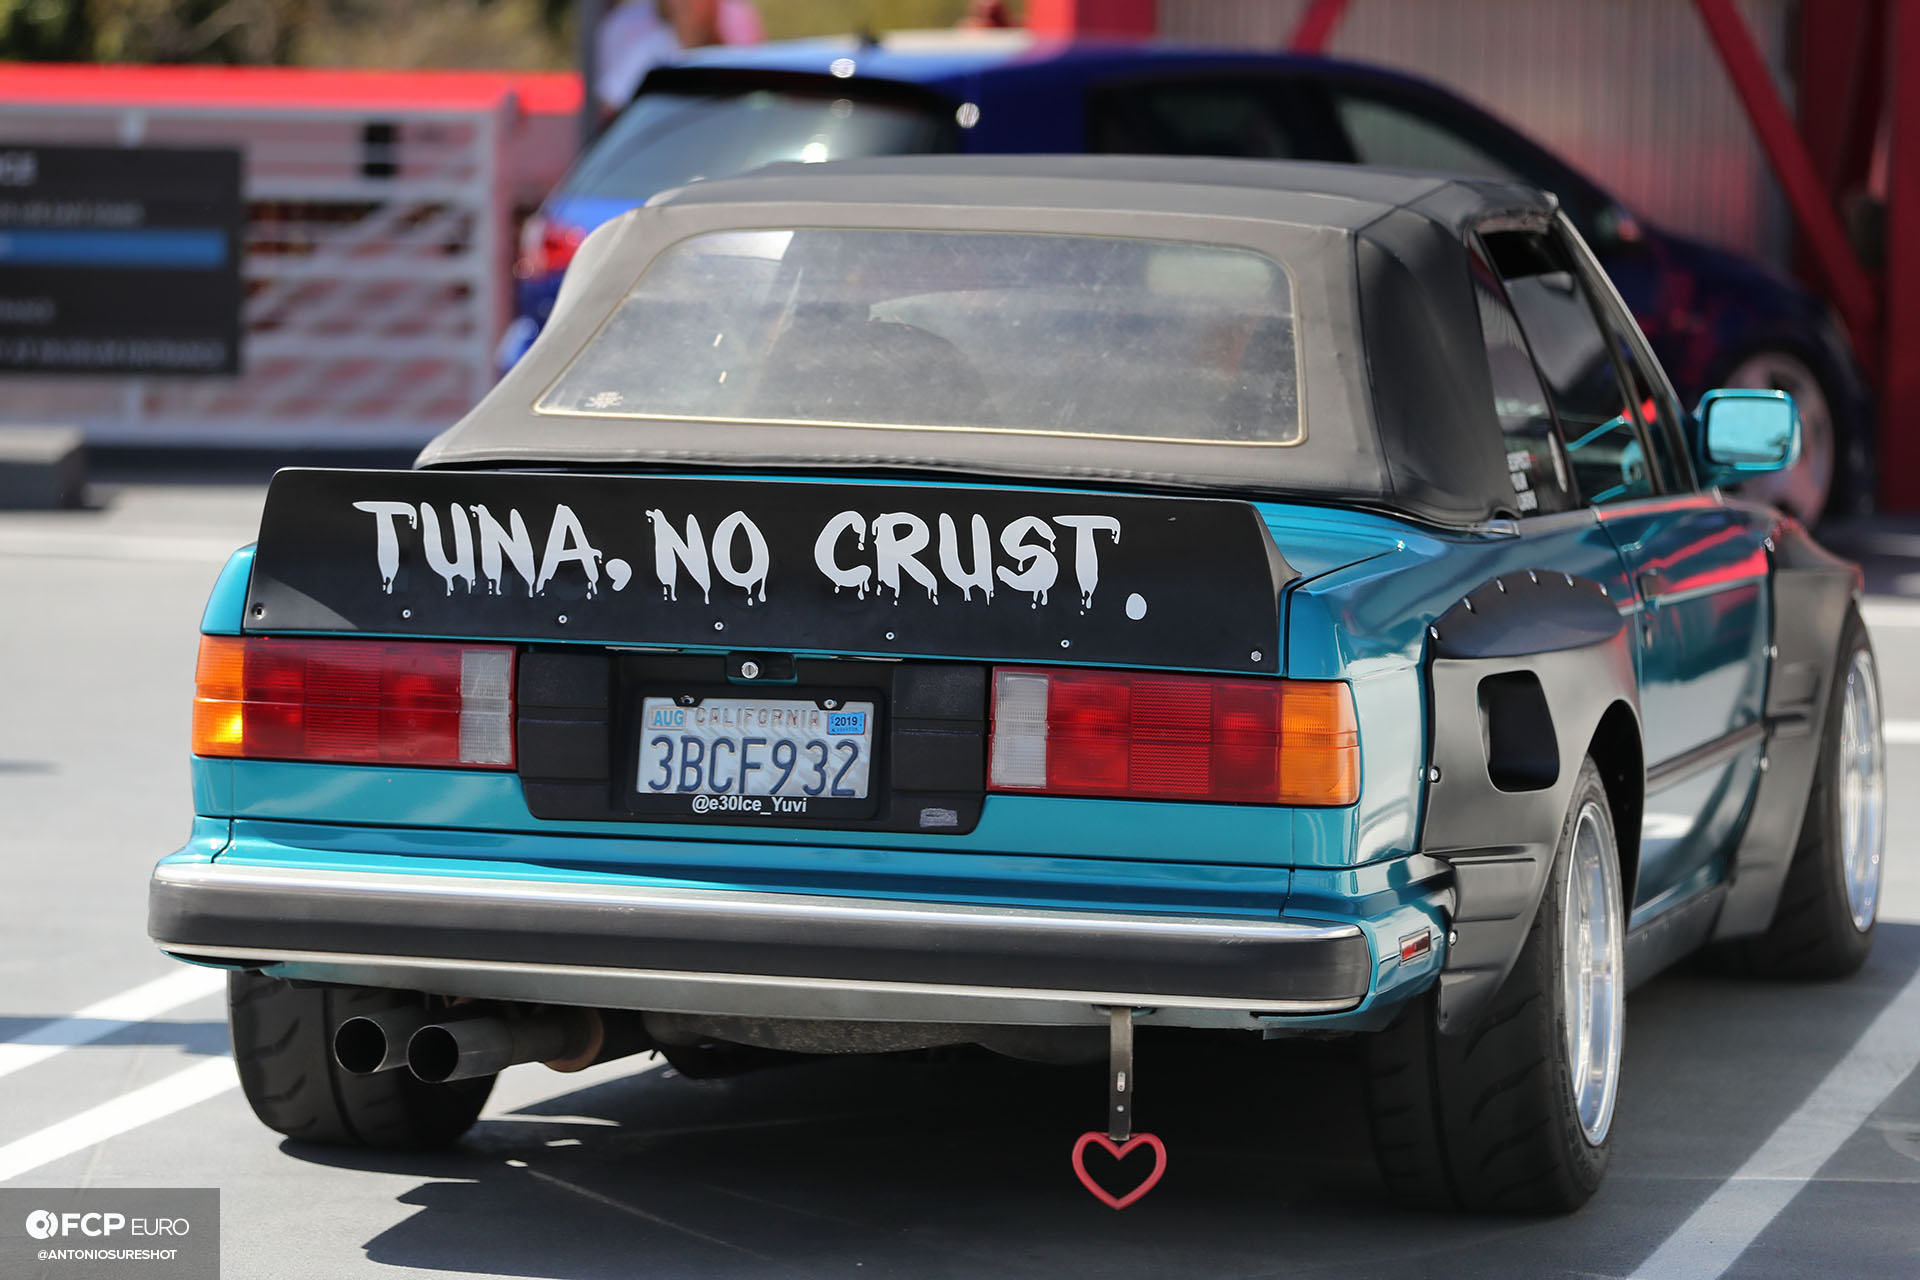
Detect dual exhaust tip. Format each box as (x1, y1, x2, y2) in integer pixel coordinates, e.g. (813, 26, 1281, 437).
(333, 1006, 634, 1083)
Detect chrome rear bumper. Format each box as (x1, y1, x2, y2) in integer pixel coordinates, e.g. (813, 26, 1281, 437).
(151, 861, 1372, 1029)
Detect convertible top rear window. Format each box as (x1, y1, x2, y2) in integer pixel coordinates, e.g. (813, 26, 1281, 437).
(537, 228, 1304, 445)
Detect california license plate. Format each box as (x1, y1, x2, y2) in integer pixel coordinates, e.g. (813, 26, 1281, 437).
(636, 696, 877, 809)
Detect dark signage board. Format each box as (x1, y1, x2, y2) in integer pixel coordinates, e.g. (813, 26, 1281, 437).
(0, 144, 243, 376)
(248, 470, 1293, 673)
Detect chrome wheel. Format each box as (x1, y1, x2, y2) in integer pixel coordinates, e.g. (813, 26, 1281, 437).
(1729, 350, 1834, 522)
(1561, 801, 1625, 1146)
(1840, 647, 1886, 932)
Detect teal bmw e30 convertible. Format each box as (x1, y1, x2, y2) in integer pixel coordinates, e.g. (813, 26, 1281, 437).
(149, 156, 1883, 1213)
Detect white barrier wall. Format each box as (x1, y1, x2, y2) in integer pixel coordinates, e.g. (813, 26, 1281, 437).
(0, 86, 518, 448)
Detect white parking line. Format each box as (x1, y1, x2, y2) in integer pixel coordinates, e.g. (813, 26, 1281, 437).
(1631, 962, 1920, 1279)
(0, 1056, 237, 1184)
(0, 967, 227, 1086)
(1884, 720, 1920, 746)
(1862, 599, 1920, 629)
(0, 996, 659, 1184)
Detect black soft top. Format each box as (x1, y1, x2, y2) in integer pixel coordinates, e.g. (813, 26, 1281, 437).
(420, 155, 1561, 526)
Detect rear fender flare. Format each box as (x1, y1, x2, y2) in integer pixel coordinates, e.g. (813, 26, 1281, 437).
(1713, 518, 1860, 938)
(1419, 569, 1641, 1035)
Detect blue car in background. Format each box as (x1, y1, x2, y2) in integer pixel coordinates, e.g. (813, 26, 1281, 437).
(502, 33, 1872, 523)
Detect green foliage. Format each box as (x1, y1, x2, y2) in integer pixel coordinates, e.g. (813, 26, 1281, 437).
(0, 0, 1007, 66)
(0, 0, 314, 63)
(0, 0, 96, 60)
(758, 0, 973, 42)
(294, 0, 571, 69)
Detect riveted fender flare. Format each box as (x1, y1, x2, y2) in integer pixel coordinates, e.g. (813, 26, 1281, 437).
(1713, 519, 1861, 939)
(1419, 569, 1641, 1035)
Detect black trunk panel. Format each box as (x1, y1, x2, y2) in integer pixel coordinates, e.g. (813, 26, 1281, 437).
(517, 651, 987, 834)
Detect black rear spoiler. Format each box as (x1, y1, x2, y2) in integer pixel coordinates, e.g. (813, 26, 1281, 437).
(246, 468, 1294, 674)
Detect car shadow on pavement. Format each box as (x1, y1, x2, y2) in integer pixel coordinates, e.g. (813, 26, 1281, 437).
(279, 924, 1920, 1280)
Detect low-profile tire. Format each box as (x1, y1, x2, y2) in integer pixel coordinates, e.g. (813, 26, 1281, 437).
(228, 972, 495, 1149)
(1365, 758, 1626, 1212)
(1733, 609, 1883, 978)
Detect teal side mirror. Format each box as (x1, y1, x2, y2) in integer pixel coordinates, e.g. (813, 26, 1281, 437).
(1694, 389, 1801, 489)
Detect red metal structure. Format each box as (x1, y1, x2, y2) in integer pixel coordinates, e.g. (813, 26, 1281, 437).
(1887, 4, 1920, 507)
(1026, 0, 1155, 36)
(1288, 0, 1353, 54)
(1692, 0, 1876, 355)
(1039, 0, 1916, 509)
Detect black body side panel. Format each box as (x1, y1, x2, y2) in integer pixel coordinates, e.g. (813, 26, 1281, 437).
(1626, 883, 1727, 988)
(1420, 570, 1640, 1034)
(1713, 520, 1859, 939)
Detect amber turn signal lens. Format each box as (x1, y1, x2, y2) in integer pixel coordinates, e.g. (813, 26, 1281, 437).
(191, 635, 247, 757)
(1275, 680, 1360, 806)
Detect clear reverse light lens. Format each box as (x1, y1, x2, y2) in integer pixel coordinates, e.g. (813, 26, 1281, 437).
(459, 648, 514, 766)
(989, 670, 1050, 789)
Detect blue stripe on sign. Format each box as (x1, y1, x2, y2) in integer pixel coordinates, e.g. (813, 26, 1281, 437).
(0, 228, 228, 269)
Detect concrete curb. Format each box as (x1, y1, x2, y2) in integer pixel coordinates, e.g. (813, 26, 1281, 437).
(0, 426, 87, 509)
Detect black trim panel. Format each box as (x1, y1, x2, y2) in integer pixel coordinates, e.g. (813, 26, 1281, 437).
(1646, 721, 1765, 792)
(1626, 884, 1727, 989)
(1428, 568, 1624, 659)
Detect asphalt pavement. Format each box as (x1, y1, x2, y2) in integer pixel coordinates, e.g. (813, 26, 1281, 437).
(1, 479, 1917, 1279)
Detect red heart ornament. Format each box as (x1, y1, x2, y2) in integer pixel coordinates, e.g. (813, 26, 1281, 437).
(1070, 1131, 1167, 1210)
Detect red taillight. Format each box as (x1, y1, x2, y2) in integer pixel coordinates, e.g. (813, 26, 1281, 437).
(514, 213, 586, 279)
(192, 636, 515, 769)
(988, 667, 1358, 806)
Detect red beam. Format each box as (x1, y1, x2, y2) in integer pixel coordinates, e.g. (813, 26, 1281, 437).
(1288, 0, 1352, 53)
(1795, 0, 1883, 194)
(0, 62, 582, 113)
(1792, 0, 1884, 319)
(1691, 0, 1878, 351)
(1882, 2, 1920, 508)
(1025, 0, 1155, 37)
